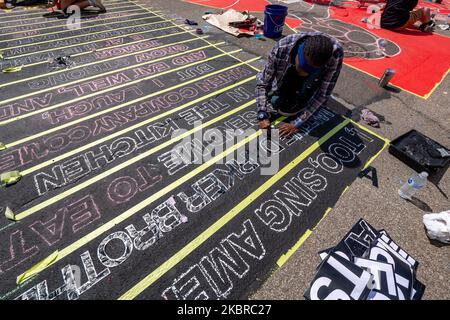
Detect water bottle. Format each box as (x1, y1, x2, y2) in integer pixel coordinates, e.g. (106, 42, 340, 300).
(398, 171, 428, 200)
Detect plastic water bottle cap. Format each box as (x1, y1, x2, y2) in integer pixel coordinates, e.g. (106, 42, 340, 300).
(419, 172, 429, 178)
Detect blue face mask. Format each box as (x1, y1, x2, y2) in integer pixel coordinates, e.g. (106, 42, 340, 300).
(297, 43, 321, 75)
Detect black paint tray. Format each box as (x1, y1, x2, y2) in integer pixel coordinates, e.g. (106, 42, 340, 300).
(389, 130, 450, 175)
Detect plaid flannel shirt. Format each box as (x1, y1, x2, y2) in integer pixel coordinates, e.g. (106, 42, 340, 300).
(256, 32, 344, 124)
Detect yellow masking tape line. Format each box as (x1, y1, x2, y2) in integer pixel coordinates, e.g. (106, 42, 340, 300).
(1, 10, 155, 36)
(14, 26, 189, 63)
(2, 42, 227, 122)
(313, 207, 333, 231)
(0, 36, 203, 88)
(0, 7, 144, 31)
(6, 48, 241, 141)
(131, 1, 263, 74)
(16, 251, 58, 285)
(347, 118, 390, 144)
(5, 18, 172, 51)
(422, 68, 449, 100)
(0, 170, 22, 186)
(343, 63, 429, 100)
(0, 15, 163, 44)
(277, 229, 313, 268)
(362, 139, 389, 171)
(179, 28, 261, 73)
(14, 61, 256, 220)
(118, 118, 351, 300)
(0, 4, 139, 23)
(0, 142, 6, 151)
(287, 22, 443, 99)
(16, 99, 259, 279)
(342, 186, 349, 195)
(2, 66, 22, 73)
(4, 207, 16, 221)
(21, 76, 255, 176)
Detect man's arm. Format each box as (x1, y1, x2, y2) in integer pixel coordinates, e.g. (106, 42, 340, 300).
(255, 43, 279, 113)
(293, 47, 344, 128)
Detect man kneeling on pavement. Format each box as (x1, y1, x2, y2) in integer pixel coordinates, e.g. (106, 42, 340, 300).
(256, 32, 344, 138)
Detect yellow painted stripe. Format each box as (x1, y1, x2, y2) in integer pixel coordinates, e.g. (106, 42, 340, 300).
(2, 43, 228, 125)
(313, 207, 333, 231)
(21, 76, 255, 176)
(1, 24, 185, 60)
(0, 5, 140, 21)
(4, 18, 171, 51)
(16, 99, 262, 280)
(4, 47, 239, 138)
(286, 22, 448, 100)
(362, 139, 390, 171)
(0, 15, 162, 43)
(118, 118, 351, 300)
(0, 4, 139, 22)
(0, 7, 143, 31)
(14, 58, 258, 220)
(17, 30, 191, 68)
(16, 251, 58, 285)
(1, 10, 153, 36)
(347, 118, 391, 145)
(277, 230, 313, 268)
(0, 36, 204, 88)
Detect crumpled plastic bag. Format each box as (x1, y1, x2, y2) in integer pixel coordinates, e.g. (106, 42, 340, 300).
(361, 108, 380, 127)
(423, 210, 450, 244)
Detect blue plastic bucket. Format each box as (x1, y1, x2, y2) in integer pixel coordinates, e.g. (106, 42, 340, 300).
(263, 4, 288, 39)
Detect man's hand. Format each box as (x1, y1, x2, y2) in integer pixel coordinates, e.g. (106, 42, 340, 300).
(279, 123, 299, 138)
(259, 119, 271, 130)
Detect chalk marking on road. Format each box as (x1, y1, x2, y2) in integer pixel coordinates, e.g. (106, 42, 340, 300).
(4, 46, 235, 139)
(1, 42, 227, 124)
(277, 230, 313, 268)
(0, 10, 156, 37)
(13, 57, 258, 221)
(0, 36, 205, 88)
(0, 7, 144, 31)
(1, 23, 182, 60)
(4, 17, 170, 51)
(21, 75, 255, 176)
(16, 98, 264, 281)
(118, 118, 352, 300)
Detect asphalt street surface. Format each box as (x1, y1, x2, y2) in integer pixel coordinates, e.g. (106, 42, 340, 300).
(0, 0, 448, 300)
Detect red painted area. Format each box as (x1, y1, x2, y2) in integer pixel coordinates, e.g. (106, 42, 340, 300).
(329, 4, 450, 97)
(183, 0, 450, 97)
